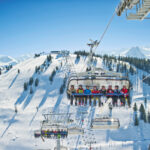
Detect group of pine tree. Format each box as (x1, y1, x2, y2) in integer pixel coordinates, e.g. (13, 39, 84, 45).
(60, 76, 67, 94)
(0, 64, 13, 75)
(133, 100, 150, 126)
(103, 55, 136, 76)
(24, 54, 52, 94)
(102, 55, 150, 85)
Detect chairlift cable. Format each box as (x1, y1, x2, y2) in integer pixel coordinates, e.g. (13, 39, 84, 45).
(82, 11, 116, 71)
(95, 10, 116, 51)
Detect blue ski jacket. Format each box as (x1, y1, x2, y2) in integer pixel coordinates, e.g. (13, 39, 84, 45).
(84, 89, 91, 94)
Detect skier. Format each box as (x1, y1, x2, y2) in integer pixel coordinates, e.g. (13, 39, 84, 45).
(68, 85, 76, 105)
(77, 85, 84, 105)
(15, 105, 18, 113)
(47, 129, 51, 138)
(99, 86, 107, 106)
(84, 85, 91, 105)
(121, 85, 129, 106)
(113, 85, 120, 107)
(106, 85, 114, 104)
(91, 86, 100, 106)
(51, 129, 54, 139)
(53, 129, 58, 139)
(57, 129, 61, 139)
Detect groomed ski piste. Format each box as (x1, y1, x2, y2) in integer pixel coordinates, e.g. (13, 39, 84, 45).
(0, 53, 150, 150)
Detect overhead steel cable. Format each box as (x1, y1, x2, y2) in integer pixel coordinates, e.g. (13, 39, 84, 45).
(95, 10, 116, 51)
(82, 10, 116, 72)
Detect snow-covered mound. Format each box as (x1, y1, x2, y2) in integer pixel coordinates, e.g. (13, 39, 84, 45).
(15, 54, 33, 63)
(121, 47, 146, 59)
(0, 55, 18, 66)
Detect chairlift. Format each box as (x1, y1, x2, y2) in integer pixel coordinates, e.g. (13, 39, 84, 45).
(67, 68, 130, 107)
(67, 69, 129, 90)
(91, 117, 120, 129)
(54, 146, 68, 150)
(116, 0, 150, 20)
(68, 127, 84, 135)
(34, 124, 68, 139)
(34, 113, 72, 139)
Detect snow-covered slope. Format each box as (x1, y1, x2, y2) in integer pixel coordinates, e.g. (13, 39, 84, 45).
(121, 47, 146, 58)
(15, 54, 33, 63)
(0, 54, 150, 150)
(0, 55, 18, 66)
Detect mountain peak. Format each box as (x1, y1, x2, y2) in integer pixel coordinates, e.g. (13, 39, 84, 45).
(119, 46, 146, 59)
(126, 47, 145, 58)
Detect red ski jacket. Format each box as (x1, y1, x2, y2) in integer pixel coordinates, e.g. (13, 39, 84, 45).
(91, 89, 100, 94)
(121, 88, 128, 93)
(107, 89, 114, 94)
(121, 88, 129, 97)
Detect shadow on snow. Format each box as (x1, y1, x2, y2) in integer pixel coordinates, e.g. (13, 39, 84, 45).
(8, 74, 19, 89)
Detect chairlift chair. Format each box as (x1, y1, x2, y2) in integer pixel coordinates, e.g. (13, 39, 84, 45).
(91, 117, 120, 130)
(68, 127, 84, 135)
(67, 68, 130, 106)
(54, 146, 68, 150)
(116, 0, 150, 20)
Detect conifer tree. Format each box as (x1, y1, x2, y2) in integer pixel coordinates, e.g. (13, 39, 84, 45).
(18, 69, 20, 74)
(24, 82, 28, 91)
(134, 114, 139, 126)
(133, 103, 137, 112)
(29, 77, 34, 85)
(144, 97, 147, 108)
(148, 112, 150, 123)
(30, 87, 33, 94)
(139, 103, 147, 122)
(35, 78, 39, 87)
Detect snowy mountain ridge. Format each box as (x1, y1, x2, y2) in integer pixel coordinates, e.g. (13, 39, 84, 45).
(120, 46, 146, 58)
(0, 54, 33, 67)
(105, 46, 150, 59)
(0, 55, 18, 67)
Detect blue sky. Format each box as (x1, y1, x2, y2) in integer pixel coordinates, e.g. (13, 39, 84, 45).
(0, 0, 150, 57)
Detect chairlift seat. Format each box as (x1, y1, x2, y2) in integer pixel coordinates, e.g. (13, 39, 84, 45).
(68, 127, 84, 135)
(91, 117, 120, 130)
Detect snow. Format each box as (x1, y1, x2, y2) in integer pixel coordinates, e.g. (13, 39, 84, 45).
(0, 55, 18, 67)
(106, 46, 150, 59)
(0, 54, 150, 150)
(122, 47, 146, 59)
(15, 54, 33, 63)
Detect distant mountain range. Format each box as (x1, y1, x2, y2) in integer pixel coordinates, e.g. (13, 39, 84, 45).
(0, 47, 150, 67)
(105, 46, 150, 59)
(0, 55, 18, 67)
(0, 54, 33, 67)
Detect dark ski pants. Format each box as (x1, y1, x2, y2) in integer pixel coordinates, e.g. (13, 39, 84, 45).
(113, 96, 119, 106)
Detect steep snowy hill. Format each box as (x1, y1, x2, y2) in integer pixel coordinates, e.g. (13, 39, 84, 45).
(0, 54, 150, 150)
(0, 55, 18, 66)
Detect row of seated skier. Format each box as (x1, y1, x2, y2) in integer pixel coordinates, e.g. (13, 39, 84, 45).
(40, 129, 68, 138)
(68, 85, 129, 106)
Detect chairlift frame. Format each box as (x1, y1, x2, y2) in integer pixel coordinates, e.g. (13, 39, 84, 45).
(91, 117, 120, 130)
(67, 71, 130, 91)
(116, 0, 150, 20)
